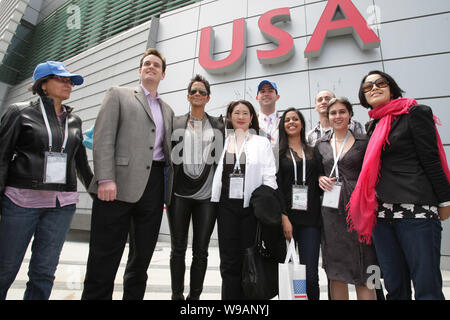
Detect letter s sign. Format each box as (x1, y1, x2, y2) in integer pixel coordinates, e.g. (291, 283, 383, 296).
(257, 7, 295, 65)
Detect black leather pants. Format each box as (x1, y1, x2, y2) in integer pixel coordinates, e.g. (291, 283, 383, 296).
(166, 195, 217, 300)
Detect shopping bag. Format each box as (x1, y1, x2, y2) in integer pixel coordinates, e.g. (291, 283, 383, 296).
(278, 239, 307, 300)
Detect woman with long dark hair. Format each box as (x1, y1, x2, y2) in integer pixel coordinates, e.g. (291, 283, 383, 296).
(277, 108, 322, 300)
(347, 70, 450, 300)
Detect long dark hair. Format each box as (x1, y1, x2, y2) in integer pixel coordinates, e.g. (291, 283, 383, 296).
(358, 70, 405, 109)
(278, 108, 312, 159)
(226, 100, 260, 134)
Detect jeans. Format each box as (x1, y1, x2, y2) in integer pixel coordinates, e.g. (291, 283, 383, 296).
(0, 196, 75, 300)
(372, 217, 444, 300)
(293, 225, 321, 300)
(167, 195, 217, 300)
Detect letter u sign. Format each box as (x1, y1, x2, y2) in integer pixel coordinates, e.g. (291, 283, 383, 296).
(198, 0, 380, 74)
(199, 8, 293, 74)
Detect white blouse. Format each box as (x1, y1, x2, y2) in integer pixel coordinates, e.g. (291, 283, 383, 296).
(211, 133, 277, 208)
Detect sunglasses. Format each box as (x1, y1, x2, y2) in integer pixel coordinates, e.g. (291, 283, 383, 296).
(362, 77, 389, 93)
(49, 75, 74, 86)
(189, 89, 208, 96)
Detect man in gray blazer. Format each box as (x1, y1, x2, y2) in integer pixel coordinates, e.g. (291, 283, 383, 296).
(82, 48, 174, 300)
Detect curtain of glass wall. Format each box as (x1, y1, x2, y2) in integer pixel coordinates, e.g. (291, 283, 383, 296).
(0, 0, 197, 85)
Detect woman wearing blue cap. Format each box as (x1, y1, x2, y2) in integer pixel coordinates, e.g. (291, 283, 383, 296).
(0, 61, 92, 299)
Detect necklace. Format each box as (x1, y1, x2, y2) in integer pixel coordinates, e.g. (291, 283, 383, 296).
(189, 112, 205, 122)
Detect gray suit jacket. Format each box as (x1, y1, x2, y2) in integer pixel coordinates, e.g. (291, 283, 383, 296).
(88, 86, 174, 204)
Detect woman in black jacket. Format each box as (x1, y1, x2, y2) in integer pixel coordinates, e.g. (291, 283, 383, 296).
(347, 70, 450, 300)
(0, 61, 92, 300)
(168, 74, 224, 300)
(277, 108, 322, 300)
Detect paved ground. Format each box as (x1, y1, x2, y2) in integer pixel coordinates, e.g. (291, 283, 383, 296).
(5, 230, 450, 300)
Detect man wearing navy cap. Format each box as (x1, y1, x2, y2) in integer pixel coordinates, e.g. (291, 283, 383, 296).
(256, 80, 280, 149)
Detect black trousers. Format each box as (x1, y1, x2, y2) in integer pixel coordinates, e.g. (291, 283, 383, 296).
(217, 199, 256, 300)
(166, 195, 217, 300)
(81, 165, 164, 300)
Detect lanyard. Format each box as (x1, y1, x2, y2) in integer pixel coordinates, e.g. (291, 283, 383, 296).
(329, 130, 350, 180)
(289, 148, 306, 185)
(233, 132, 249, 173)
(319, 124, 324, 137)
(39, 98, 69, 152)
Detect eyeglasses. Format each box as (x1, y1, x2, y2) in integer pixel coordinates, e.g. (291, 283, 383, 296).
(189, 89, 208, 96)
(49, 75, 74, 86)
(362, 78, 389, 93)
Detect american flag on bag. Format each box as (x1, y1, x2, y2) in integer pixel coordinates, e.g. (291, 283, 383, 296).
(293, 279, 307, 299)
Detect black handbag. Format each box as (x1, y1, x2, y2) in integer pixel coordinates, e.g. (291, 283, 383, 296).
(241, 223, 278, 300)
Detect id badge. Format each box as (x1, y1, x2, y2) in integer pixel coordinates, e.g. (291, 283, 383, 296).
(322, 181, 342, 209)
(43, 152, 67, 184)
(229, 173, 244, 199)
(292, 185, 308, 210)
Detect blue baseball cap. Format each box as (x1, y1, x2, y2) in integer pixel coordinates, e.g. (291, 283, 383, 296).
(33, 61, 84, 85)
(257, 80, 278, 94)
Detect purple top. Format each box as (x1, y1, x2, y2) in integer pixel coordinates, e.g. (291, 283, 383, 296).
(4, 106, 79, 208)
(140, 85, 165, 161)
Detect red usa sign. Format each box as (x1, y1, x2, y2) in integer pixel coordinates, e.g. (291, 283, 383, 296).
(199, 0, 380, 74)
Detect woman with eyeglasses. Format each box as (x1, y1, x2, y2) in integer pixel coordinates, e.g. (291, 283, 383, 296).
(0, 61, 92, 299)
(168, 74, 224, 300)
(210, 100, 277, 299)
(347, 70, 450, 300)
(276, 108, 322, 300)
(315, 97, 377, 300)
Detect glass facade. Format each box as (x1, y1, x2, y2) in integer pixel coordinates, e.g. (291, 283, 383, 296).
(0, 0, 197, 85)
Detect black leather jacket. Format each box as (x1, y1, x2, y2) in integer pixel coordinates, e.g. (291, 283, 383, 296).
(0, 97, 93, 200)
(367, 104, 450, 205)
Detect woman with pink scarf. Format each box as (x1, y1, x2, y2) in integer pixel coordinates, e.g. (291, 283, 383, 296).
(347, 70, 450, 300)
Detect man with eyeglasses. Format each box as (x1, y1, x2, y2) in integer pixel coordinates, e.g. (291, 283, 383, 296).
(307, 90, 365, 147)
(82, 48, 174, 300)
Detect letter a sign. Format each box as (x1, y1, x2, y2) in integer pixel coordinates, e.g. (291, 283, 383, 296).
(304, 0, 380, 58)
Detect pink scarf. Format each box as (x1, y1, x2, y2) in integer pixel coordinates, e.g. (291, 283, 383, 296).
(346, 98, 450, 244)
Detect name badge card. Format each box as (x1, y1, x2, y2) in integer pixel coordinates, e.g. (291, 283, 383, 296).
(289, 148, 308, 211)
(44, 152, 68, 184)
(229, 173, 244, 199)
(39, 98, 70, 185)
(322, 181, 342, 209)
(292, 185, 308, 210)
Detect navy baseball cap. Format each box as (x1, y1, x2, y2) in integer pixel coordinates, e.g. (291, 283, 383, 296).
(257, 80, 278, 94)
(33, 61, 84, 85)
